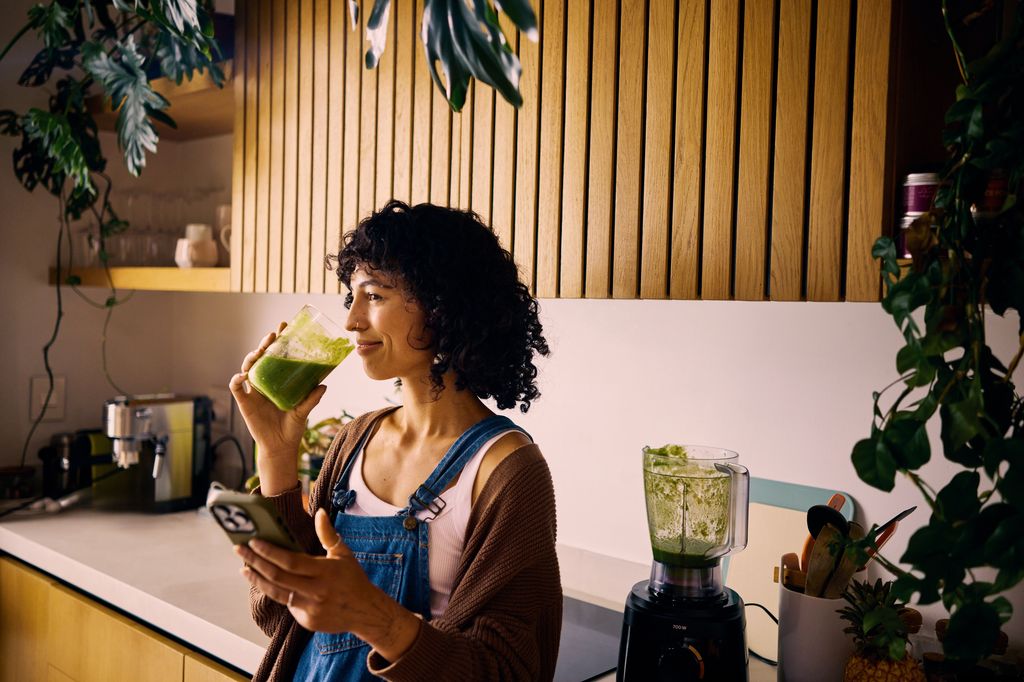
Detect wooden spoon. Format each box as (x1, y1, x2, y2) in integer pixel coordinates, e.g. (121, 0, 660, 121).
(805, 523, 845, 598)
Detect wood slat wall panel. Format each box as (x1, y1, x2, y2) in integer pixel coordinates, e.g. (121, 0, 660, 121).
(230, 0, 246, 292)
(584, 0, 617, 298)
(769, 0, 812, 301)
(641, 0, 675, 299)
(514, 11, 542, 290)
(358, 8, 378, 221)
(294, 0, 314, 293)
(234, 0, 898, 302)
(471, 82, 494, 225)
(535, 0, 565, 297)
(490, 16, 518, 253)
(669, 0, 705, 300)
(392, 0, 414, 204)
(807, 0, 851, 301)
(734, 0, 774, 301)
(701, 0, 740, 300)
(559, 0, 590, 298)
(280, 0, 300, 293)
(410, 0, 431, 206)
(612, 0, 644, 299)
(325, 0, 345, 294)
(376, 8, 396, 209)
(309, 0, 330, 293)
(847, 0, 892, 301)
(342, 0, 362, 267)
(241, 0, 258, 292)
(429, 87, 451, 206)
(267, 0, 285, 293)
(254, 0, 271, 292)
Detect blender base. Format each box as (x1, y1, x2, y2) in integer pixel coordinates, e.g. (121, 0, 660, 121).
(617, 580, 748, 681)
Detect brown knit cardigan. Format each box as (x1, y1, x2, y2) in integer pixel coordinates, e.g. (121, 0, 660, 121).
(249, 408, 563, 681)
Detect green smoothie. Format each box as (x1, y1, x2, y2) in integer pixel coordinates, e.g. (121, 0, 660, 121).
(643, 444, 731, 567)
(249, 356, 339, 411)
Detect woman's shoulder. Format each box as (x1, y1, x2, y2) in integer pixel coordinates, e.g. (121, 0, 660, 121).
(471, 429, 533, 503)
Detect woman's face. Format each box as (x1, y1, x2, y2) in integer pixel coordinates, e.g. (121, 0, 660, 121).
(345, 266, 434, 382)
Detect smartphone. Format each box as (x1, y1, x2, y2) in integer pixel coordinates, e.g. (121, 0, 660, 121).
(207, 489, 304, 552)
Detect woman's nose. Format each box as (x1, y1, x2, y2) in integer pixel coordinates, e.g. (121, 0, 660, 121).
(345, 307, 364, 333)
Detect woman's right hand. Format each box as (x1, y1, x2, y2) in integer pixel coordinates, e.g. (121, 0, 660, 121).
(228, 322, 327, 495)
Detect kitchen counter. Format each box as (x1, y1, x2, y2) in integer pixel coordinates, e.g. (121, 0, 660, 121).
(1, 505, 774, 680)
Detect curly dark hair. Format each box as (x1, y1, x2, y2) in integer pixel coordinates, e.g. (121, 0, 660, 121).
(331, 200, 549, 412)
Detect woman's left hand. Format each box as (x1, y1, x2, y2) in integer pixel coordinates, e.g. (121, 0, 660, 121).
(236, 510, 421, 659)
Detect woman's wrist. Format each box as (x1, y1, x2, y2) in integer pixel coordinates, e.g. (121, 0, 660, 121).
(357, 589, 421, 663)
(255, 448, 300, 496)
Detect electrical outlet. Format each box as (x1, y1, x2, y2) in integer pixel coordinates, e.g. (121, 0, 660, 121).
(30, 375, 66, 422)
(208, 385, 233, 433)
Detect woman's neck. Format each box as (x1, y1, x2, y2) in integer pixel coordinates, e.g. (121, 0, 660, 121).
(394, 371, 492, 440)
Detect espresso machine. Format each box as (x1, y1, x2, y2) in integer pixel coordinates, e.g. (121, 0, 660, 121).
(101, 394, 213, 512)
(618, 445, 750, 681)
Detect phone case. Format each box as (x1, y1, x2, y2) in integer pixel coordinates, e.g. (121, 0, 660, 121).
(207, 489, 303, 552)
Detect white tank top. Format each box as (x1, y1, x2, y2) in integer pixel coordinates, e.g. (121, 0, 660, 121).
(345, 429, 516, 619)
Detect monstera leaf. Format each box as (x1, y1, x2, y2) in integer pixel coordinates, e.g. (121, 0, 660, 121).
(359, 0, 537, 111)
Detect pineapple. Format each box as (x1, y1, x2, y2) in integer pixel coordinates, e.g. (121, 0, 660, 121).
(838, 578, 926, 682)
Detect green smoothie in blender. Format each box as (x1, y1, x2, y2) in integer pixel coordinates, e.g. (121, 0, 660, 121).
(642, 444, 731, 568)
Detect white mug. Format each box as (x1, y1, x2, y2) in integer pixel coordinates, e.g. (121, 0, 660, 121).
(175, 238, 219, 268)
(218, 226, 232, 252)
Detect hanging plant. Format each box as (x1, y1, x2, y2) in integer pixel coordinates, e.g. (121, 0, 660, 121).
(0, 0, 224, 474)
(356, 0, 537, 110)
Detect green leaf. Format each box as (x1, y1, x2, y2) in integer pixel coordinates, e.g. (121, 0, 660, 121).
(852, 437, 898, 491)
(21, 108, 94, 194)
(156, 0, 202, 34)
(936, 471, 980, 523)
(944, 601, 1001, 661)
(941, 393, 983, 454)
(984, 514, 1024, 570)
(363, 0, 392, 69)
(28, 2, 72, 49)
(82, 37, 167, 176)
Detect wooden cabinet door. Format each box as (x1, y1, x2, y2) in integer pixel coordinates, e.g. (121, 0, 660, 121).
(48, 584, 185, 682)
(0, 557, 54, 682)
(232, 0, 896, 301)
(184, 653, 250, 682)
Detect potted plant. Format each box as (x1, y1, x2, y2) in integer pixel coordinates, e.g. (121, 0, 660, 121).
(851, 0, 1023, 669)
(839, 578, 925, 682)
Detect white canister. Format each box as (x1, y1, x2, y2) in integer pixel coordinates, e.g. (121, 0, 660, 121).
(777, 580, 854, 681)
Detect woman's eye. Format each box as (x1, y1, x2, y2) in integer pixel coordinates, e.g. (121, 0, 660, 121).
(366, 292, 383, 302)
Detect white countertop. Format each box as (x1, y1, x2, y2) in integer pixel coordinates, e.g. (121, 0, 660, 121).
(1, 504, 774, 681)
(0, 504, 267, 673)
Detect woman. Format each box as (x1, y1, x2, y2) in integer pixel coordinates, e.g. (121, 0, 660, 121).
(229, 200, 561, 681)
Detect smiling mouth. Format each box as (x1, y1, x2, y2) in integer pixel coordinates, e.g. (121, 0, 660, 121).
(356, 341, 381, 353)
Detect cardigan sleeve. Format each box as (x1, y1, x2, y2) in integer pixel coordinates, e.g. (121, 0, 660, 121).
(247, 417, 357, 636)
(365, 451, 563, 681)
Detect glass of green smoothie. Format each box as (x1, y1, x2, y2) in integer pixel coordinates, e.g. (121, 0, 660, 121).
(248, 305, 355, 411)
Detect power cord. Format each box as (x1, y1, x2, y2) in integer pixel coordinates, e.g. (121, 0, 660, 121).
(211, 434, 247, 490)
(0, 466, 125, 519)
(744, 602, 779, 666)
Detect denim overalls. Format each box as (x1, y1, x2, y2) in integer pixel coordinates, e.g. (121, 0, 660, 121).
(292, 414, 528, 681)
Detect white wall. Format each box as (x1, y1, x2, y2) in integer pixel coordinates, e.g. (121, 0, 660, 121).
(1, 0, 1021, 648)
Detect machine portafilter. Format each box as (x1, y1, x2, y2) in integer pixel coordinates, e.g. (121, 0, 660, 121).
(104, 397, 169, 478)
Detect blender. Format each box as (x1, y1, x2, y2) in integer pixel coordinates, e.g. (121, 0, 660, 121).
(617, 445, 750, 681)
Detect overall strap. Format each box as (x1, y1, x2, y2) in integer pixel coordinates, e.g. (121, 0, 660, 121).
(404, 414, 530, 520)
(330, 427, 374, 513)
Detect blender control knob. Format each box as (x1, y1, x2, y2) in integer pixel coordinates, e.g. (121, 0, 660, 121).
(657, 644, 704, 680)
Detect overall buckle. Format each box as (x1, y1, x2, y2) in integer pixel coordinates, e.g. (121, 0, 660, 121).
(408, 484, 446, 521)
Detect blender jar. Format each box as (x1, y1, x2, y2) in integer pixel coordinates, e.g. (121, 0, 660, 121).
(642, 445, 749, 598)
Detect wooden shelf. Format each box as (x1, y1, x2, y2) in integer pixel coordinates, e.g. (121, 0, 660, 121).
(88, 61, 234, 141)
(50, 267, 230, 293)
